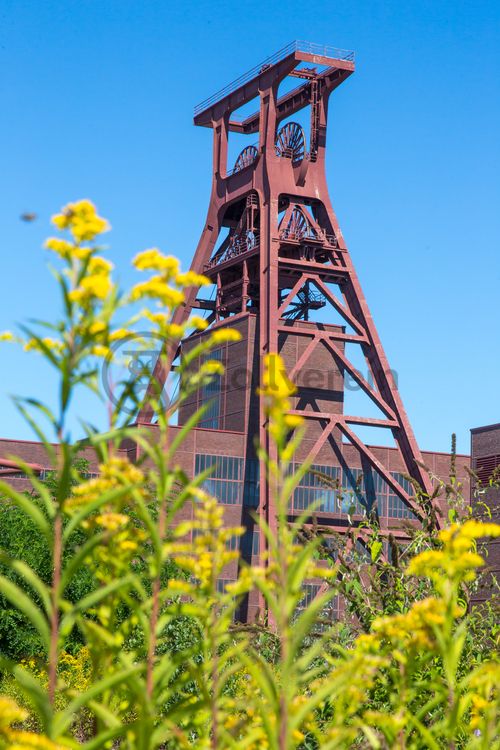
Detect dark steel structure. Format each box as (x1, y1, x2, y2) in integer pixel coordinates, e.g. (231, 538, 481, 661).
(139, 40, 433, 540)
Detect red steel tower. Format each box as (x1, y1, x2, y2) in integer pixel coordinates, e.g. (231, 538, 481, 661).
(139, 41, 433, 545)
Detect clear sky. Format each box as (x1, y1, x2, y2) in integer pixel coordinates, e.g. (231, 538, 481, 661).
(1, 0, 499, 454)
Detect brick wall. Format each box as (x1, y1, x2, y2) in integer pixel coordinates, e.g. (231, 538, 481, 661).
(470, 423, 500, 604)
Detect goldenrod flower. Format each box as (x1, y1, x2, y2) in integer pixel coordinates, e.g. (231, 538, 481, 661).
(133, 248, 180, 276)
(51, 199, 109, 242)
(201, 360, 224, 376)
(109, 328, 132, 342)
(130, 277, 185, 308)
(261, 353, 295, 399)
(176, 270, 211, 287)
(88, 255, 114, 275)
(0, 696, 65, 749)
(210, 328, 242, 344)
(44, 237, 74, 259)
(189, 315, 209, 330)
(88, 321, 107, 336)
(407, 521, 500, 586)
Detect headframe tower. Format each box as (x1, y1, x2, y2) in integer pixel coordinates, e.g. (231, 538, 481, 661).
(139, 41, 433, 545)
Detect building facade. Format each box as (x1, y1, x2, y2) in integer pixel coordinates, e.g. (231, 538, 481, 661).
(470, 423, 500, 605)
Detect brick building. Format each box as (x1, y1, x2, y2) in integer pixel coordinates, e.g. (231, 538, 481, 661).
(470, 423, 500, 605)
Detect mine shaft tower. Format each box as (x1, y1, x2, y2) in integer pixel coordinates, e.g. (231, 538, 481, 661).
(139, 41, 432, 539)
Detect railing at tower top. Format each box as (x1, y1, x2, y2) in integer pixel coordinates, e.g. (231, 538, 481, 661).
(194, 40, 355, 116)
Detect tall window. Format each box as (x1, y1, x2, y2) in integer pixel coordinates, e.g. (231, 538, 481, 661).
(387, 472, 416, 519)
(297, 583, 340, 624)
(292, 464, 340, 513)
(243, 458, 260, 507)
(194, 454, 244, 505)
(199, 347, 224, 429)
(342, 467, 369, 514)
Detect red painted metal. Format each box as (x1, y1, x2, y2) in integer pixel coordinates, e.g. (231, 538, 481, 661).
(138, 42, 434, 554)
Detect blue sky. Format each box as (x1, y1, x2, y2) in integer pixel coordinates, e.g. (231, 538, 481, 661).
(0, 0, 499, 454)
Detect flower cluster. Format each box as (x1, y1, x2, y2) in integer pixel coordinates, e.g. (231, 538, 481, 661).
(67, 457, 148, 579)
(0, 696, 63, 750)
(364, 597, 463, 653)
(407, 520, 500, 589)
(259, 353, 303, 446)
(167, 491, 250, 598)
(130, 248, 209, 310)
(468, 662, 499, 731)
(51, 199, 110, 242)
(68, 456, 146, 512)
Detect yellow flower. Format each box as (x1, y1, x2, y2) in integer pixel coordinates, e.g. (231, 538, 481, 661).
(133, 248, 180, 276)
(23, 337, 63, 354)
(72, 246, 93, 261)
(69, 274, 113, 302)
(407, 521, 500, 587)
(51, 199, 110, 242)
(201, 360, 224, 375)
(0, 696, 65, 749)
(0, 696, 27, 728)
(440, 520, 500, 543)
(165, 323, 184, 338)
(176, 270, 211, 287)
(89, 321, 107, 336)
(189, 315, 209, 331)
(90, 344, 111, 357)
(109, 328, 131, 342)
(95, 512, 129, 531)
(142, 310, 169, 326)
(210, 328, 242, 344)
(261, 353, 296, 399)
(130, 278, 185, 307)
(44, 237, 74, 259)
(0, 331, 14, 342)
(88, 255, 114, 275)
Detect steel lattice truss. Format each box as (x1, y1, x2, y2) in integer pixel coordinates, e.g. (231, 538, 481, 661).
(139, 42, 433, 540)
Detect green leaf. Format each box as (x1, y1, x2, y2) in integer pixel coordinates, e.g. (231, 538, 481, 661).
(0, 556, 52, 615)
(370, 540, 383, 563)
(0, 574, 50, 647)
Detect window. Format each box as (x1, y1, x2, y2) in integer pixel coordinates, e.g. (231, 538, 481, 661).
(216, 578, 236, 594)
(240, 529, 260, 558)
(252, 530, 260, 556)
(297, 583, 340, 624)
(243, 458, 260, 507)
(194, 454, 244, 505)
(226, 535, 239, 551)
(292, 464, 340, 513)
(199, 348, 224, 429)
(344, 467, 417, 520)
(298, 582, 321, 609)
(387, 472, 417, 520)
(341, 467, 368, 514)
(474, 454, 500, 484)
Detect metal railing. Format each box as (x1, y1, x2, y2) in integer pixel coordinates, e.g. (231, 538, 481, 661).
(194, 40, 355, 116)
(205, 233, 260, 270)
